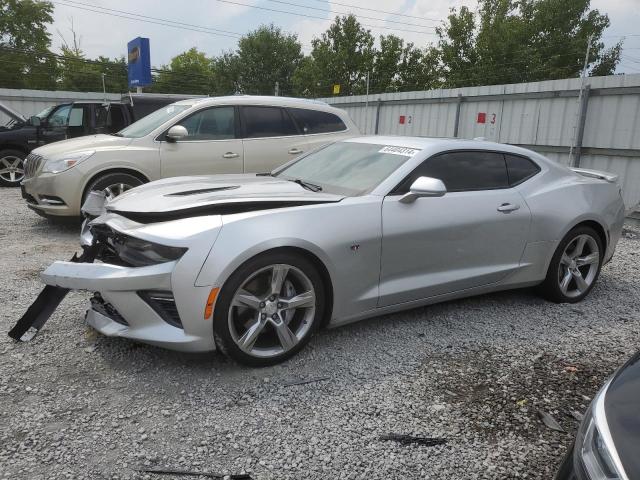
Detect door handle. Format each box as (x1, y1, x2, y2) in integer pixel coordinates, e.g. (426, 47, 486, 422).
(288, 148, 304, 155)
(222, 152, 239, 159)
(497, 203, 520, 213)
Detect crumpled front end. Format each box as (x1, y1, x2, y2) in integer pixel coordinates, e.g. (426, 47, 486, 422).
(41, 207, 224, 352)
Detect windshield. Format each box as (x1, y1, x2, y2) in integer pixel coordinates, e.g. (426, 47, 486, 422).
(35, 106, 54, 119)
(118, 104, 190, 138)
(276, 142, 418, 195)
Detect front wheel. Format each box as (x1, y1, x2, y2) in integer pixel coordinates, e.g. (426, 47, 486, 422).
(213, 252, 325, 367)
(0, 149, 26, 187)
(83, 172, 144, 205)
(538, 226, 603, 303)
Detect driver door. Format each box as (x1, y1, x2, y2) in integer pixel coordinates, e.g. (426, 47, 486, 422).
(39, 104, 73, 144)
(378, 150, 531, 307)
(159, 105, 243, 177)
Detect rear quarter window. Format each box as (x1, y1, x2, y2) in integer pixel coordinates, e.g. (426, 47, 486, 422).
(505, 154, 540, 186)
(288, 108, 347, 134)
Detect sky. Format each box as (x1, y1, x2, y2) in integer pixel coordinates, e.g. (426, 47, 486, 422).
(46, 0, 640, 74)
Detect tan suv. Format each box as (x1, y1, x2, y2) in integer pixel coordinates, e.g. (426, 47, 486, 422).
(21, 95, 359, 217)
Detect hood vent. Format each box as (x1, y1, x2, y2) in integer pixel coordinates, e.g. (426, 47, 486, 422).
(164, 185, 240, 197)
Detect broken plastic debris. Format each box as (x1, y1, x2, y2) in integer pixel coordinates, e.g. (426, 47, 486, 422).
(282, 376, 330, 387)
(537, 409, 566, 433)
(136, 467, 251, 479)
(379, 433, 447, 447)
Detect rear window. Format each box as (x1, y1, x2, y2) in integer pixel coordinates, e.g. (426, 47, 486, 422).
(242, 106, 298, 138)
(288, 108, 347, 134)
(505, 154, 540, 186)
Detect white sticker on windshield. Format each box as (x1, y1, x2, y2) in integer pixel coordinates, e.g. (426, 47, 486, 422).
(378, 146, 420, 156)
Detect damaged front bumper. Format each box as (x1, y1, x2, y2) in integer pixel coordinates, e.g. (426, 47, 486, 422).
(40, 259, 215, 352)
(11, 191, 222, 352)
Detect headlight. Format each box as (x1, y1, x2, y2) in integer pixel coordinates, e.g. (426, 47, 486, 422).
(41, 150, 95, 173)
(112, 234, 187, 267)
(574, 380, 628, 479)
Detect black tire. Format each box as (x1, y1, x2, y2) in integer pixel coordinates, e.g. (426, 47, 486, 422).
(538, 225, 604, 303)
(213, 251, 325, 367)
(0, 149, 26, 187)
(83, 172, 145, 204)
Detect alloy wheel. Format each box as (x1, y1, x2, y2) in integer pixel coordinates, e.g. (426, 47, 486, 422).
(0, 155, 25, 184)
(102, 182, 133, 200)
(228, 264, 316, 358)
(557, 234, 600, 298)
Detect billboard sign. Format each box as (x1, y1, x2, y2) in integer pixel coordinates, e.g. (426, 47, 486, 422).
(127, 37, 152, 88)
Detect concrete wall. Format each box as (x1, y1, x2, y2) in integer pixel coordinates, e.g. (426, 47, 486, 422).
(319, 74, 640, 211)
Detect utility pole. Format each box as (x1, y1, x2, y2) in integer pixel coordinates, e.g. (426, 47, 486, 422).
(274, 81, 279, 96)
(101, 73, 106, 102)
(569, 34, 593, 166)
(364, 71, 370, 134)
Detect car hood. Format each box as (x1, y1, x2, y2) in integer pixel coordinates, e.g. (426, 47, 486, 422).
(0, 101, 26, 122)
(32, 134, 133, 156)
(105, 174, 344, 222)
(604, 351, 640, 477)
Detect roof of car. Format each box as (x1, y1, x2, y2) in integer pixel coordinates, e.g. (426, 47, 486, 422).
(343, 135, 545, 158)
(172, 95, 338, 110)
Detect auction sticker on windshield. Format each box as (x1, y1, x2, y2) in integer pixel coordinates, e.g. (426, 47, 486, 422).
(378, 146, 421, 156)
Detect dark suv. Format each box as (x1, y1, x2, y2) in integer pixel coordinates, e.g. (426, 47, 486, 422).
(0, 94, 201, 187)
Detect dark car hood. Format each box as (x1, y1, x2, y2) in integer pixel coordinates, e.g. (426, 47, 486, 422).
(106, 174, 344, 222)
(0, 101, 27, 123)
(605, 351, 640, 476)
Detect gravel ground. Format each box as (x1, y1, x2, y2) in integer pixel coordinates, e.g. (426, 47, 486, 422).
(1, 187, 639, 480)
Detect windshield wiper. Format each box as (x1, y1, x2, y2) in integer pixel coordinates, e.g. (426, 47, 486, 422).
(291, 179, 322, 192)
(110, 132, 123, 137)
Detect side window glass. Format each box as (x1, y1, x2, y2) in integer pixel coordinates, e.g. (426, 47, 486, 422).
(395, 151, 509, 193)
(95, 106, 109, 128)
(47, 105, 72, 127)
(505, 154, 540, 186)
(288, 108, 346, 134)
(243, 106, 298, 138)
(176, 107, 235, 140)
(68, 107, 84, 127)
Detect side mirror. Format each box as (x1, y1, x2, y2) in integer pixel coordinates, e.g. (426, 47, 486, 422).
(399, 176, 447, 204)
(30, 115, 41, 127)
(166, 125, 188, 142)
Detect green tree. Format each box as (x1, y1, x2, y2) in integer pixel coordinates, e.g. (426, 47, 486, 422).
(0, 0, 57, 89)
(372, 35, 442, 93)
(372, 35, 404, 93)
(211, 52, 242, 95)
(235, 24, 303, 95)
(96, 56, 128, 93)
(57, 45, 101, 91)
(437, 0, 622, 87)
(152, 48, 213, 95)
(306, 15, 375, 96)
(292, 56, 321, 97)
(397, 46, 442, 91)
(437, 6, 480, 87)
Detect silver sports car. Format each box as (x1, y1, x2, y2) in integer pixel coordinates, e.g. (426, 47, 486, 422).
(37, 137, 625, 366)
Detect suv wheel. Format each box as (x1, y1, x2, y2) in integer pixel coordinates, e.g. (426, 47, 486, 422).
(0, 150, 26, 187)
(84, 172, 145, 203)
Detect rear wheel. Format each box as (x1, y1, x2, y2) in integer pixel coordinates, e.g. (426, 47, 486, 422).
(539, 226, 603, 303)
(213, 252, 325, 367)
(0, 149, 26, 187)
(83, 172, 144, 204)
